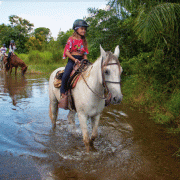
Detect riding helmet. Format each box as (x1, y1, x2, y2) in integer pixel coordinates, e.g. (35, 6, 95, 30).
(3, 44, 6, 47)
(73, 19, 89, 31)
(10, 40, 15, 43)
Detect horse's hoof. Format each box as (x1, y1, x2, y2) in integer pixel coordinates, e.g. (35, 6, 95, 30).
(90, 145, 97, 152)
(90, 137, 95, 147)
(90, 140, 93, 147)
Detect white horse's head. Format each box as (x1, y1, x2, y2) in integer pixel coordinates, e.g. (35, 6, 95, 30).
(100, 45, 123, 104)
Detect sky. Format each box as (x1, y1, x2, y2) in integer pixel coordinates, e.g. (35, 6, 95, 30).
(0, 0, 108, 38)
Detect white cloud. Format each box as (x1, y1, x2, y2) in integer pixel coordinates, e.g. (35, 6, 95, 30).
(0, 1, 2, 5)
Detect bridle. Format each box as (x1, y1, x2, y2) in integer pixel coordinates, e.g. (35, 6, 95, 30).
(100, 55, 121, 105)
(80, 54, 121, 105)
(101, 61, 121, 86)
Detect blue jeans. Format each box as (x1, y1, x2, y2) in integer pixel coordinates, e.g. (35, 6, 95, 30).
(60, 55, 83, 94)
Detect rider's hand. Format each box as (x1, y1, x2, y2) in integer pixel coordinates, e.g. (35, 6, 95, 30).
(75, 59, 80, 64)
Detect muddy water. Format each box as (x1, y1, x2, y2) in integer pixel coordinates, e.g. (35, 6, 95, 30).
(0, 72, 180, 180)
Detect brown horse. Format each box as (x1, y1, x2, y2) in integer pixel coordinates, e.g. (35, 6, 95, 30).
(3, 54, 28, 76)
(0, 52, 4, 70)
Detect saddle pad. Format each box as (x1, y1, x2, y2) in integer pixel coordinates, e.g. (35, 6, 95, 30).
(53, 70, 64, 88)
(53, 69, 81, 89)
(70, 74, 81, 89)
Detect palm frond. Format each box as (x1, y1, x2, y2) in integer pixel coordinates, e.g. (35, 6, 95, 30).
(134, 3, 180, 43)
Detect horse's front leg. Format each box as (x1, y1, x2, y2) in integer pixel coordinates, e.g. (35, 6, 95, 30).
(49, 100, 58, 129)
(9, 66, 12, 75)
(90, 114, 100, 147)
(1, 61, 4, 70)
(78, 112, 90, 152)
(15, 67, 18, 76)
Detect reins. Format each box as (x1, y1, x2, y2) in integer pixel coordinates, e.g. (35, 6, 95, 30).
(75, 54, 121, 103)
(73, 59, 106, 99)
(81, 72, 106, 99)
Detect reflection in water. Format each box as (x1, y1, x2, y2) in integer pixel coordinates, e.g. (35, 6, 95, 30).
(0, 72, 180, 180)
(0, 73, 31, 106)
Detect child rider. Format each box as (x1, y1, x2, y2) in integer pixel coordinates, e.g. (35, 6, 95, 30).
(59, 19, 89, 109)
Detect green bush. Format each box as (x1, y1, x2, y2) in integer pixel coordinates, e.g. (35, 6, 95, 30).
(52, 49, 63, 63)
(28, 50, 53, 64)
(121, 51, 154, 76)
(17, 53, 28, 62)
(166, 89, 180, 117)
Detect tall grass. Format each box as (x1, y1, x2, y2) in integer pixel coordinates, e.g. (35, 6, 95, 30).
(28, 50, 53, 64)
(18, 49, 67, 74)
(121, 70, 180, 133)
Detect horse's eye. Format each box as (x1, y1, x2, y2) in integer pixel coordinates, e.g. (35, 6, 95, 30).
(104, 69, 110, 75)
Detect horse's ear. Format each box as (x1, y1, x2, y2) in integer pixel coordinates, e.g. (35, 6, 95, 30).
(114, 45, 120, 58)
(100, 45, 106, 60)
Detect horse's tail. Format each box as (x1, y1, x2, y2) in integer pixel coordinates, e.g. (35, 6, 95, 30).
(49, 72, 59, 128)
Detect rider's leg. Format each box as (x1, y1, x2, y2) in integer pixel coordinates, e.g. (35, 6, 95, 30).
(7, 52, 12, 64)
(60, 59, 75, 95)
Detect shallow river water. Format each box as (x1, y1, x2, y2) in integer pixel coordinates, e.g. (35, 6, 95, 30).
(0, 72, 180, 180)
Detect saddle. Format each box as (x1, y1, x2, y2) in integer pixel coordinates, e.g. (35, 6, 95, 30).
(54, 59, 91, 110)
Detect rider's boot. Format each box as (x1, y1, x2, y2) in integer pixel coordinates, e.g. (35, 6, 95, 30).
(58, 93, 68, 109)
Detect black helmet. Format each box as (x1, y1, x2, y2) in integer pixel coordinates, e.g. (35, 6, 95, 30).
(73, 19, 88, 30)
(3, 44, 6, 47)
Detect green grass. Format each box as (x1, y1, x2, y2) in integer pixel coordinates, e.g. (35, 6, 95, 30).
(121, 74, 180, 133)
(17, 50, 67, 75)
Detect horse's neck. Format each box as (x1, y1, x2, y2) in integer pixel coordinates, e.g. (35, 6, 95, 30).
(84, 57, 104, 95)
(91, 57, 102, 82)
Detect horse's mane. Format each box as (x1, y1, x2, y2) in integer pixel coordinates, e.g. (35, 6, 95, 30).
(104, 51, 120, 67)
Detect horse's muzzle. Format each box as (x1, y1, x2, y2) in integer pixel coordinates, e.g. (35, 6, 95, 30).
(112, 95, 123, 104)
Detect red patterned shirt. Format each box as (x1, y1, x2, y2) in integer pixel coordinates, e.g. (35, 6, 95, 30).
(63, 36, 89, 59)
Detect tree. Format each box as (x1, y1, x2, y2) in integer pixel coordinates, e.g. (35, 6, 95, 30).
(110, 0, 180, 85)
(25, 36, 45, 51)
(0, 24, 12, 47)
(9, 15, 34, 35)
(1, 15, 34, 53)
(57, 29, 73, 48)
(86, 8, 123, 60)
(110, 1, 180, 48)
(25, 27, 52, 51)
(34, 27, 51, 42)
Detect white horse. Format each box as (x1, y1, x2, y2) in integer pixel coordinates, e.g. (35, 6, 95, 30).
(49, 45, 123, 152)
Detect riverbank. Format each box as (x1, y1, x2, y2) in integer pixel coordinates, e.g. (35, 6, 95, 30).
(121, 75, 180, 156)
(121, 75, 180, 132)
(18, 50, 66, 75)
